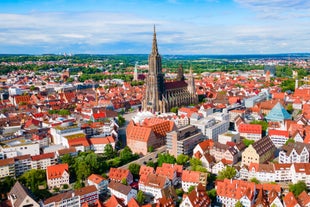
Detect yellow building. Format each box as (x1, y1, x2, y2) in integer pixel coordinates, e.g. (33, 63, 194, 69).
(242, 136, 276, 166)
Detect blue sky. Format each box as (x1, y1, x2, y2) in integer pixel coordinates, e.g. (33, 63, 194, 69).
(0, 0, 310, 54)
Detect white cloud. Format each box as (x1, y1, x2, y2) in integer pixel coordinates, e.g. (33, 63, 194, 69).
(0, 7, 309, 54)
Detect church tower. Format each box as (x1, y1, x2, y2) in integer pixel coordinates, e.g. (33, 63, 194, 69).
(142, 26, 165, 113)
(176, 64, 185, 81)
(187, 67, 198, 104)
(133, 61, 139, 81)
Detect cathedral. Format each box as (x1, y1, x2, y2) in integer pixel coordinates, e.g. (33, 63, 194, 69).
(142, 27, 198, 113)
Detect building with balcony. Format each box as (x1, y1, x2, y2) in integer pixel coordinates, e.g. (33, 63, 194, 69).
(166, 125, 203, 157)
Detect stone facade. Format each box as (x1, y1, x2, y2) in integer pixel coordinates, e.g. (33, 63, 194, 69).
(142, 26, 197, 113)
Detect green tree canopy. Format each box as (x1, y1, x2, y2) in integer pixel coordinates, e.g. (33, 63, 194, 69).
(157, 153, 176, 167)
(128, 163, 141, 179)
(235, 201, 243, 207)
(117, 114, 126, 127)
(103, 143, 117, 159)
(289, 181, 307, 197)
(285, 138, 295, 145)
(176, 154, 190, 165)
(243, 139, 255, 147)
(217, 166, 236, 180)
(136, 190, 145, 205)
(188, 185, 195, 193)
(250, 177, 260, 184)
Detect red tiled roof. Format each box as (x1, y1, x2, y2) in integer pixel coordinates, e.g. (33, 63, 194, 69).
(283, 192, 299, 207)
(46, 163, 69, 180)
(182, 170, 200, 183)
(268, 129, 289, 137)
(88, 174, 107, 185)
(89, 136, 115, 145)
(109, 168, 130, 181)
(238, 123, 262, 134)
(31, 152, 55, 161)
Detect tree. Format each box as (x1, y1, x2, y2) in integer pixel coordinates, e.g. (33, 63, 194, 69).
(157, 153, 176, 167)
(58, 109, 71, 116)
(136, 190, 145, 205)
(250, 177, 260, 184)
(117, 114, 126, 127)
(30, 85, 36, 91)
(289, 181, 307, 197)
(176, 154, 189, 165)
(73, 180, 84, 189)
(147, 146, 154, 152)
(217, 166, 236, 180)
(235, 201, 243, 207)
(207, 189, 217, 201)
(190, 157, 202, 169)
(250, 120, 268, 136)
(53, 187, 60, 192)
(104, 144, 117, 159)
(285, 138, 295, 145)
(188, 185, 195, 193)
(120, 146, 135, 164)
(0, 177, 16, 199)
(18, 169, 47, 193)
(63, 184, 69, 189)
(61, 153, 74, 166)
(286, 103, 293, 114)
(74, 158, 91, 181)
(170, 107, 179, 114)
(121, 178, 127, 185)
(243, 139, 255, 147)
(129, 163, 141, 179)
(146, 161, 156, 168)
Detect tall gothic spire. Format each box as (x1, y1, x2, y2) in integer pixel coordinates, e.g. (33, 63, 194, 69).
(152, 25, 159, 55)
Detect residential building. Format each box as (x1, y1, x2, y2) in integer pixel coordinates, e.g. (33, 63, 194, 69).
(89, 136, 115, 154)
(209, 141, 239, 164)
(109, 168, 133, 185)
(0, 139, 40, 158)
(180, 183, 211, 207)
(283, 192, 301, 207)
(211, 159, 233, 175)
(138, 173, 171, 201)
(108, 181, 137, 205)
(14, 154, 32, 177)
(181, 170, 207, 192)
(0, 158, 15, 178)
(192, 139, 214, 155)
(103, 195, 125, 207)
(279, 142, 310, 164)
(87, 174, 109, 194)
(155, 163, 183, 186)
(216, 179, 256, 207)
(46, 163, 70, 189)
(166, 125, 203, 157)
(31, 152, 57, 170)
(190, 112, 229, 141)
(268, 129, 290, 148)
(126, 117, 174, 155)
(42, 185, 98, 207)
(8, 181, 39, 207)
(238, 123, 262, 141)
(241, 136, 276, 166)
(218, 131, 240, 144)
(75, 185, 98, 206)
